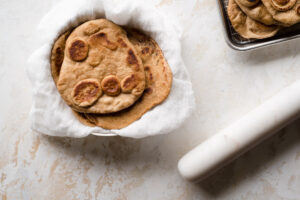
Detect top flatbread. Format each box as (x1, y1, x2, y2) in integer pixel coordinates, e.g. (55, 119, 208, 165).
(57, 19, 146, 114)
(79, 28, 173, 129)
(228, 0, 280, 39)
(235, 0, 278, 25)
(261, 0, 300, 26)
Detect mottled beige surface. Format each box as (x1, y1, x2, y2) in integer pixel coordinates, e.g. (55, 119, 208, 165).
(1, 0, 300, 199)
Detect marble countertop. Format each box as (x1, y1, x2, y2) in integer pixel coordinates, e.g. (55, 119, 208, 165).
(1, 0, 300, 199)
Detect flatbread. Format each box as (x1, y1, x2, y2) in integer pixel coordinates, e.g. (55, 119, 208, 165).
(227, 0, 280, 39)
(261, 0, 300, 26)
(57, 19, 146, 114)
(235, 0, 278, 25)
(51, 26, 173, 130)
(78, 28, 173, 129)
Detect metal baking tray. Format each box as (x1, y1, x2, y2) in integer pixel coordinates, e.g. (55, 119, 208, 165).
(217, 0, 300, 51)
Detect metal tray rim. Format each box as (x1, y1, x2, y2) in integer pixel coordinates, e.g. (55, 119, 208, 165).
(216, 0, 300, 51)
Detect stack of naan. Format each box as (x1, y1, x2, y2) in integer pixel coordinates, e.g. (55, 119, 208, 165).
(50, 19, 172, 129)
(227, 0, 300, 39)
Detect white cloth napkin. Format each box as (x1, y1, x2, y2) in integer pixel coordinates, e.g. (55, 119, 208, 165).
(27, 0, 195, 138)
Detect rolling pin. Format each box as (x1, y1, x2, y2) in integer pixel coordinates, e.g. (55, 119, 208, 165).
(178, 79, 300, 182)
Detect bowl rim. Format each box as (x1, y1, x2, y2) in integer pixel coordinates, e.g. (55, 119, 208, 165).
(91, 132, 118, 137)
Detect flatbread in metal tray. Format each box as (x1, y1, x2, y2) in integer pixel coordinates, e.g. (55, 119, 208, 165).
(228, 0, 280, 39)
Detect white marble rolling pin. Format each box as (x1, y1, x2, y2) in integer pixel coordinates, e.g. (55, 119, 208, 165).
(178, 79, 300, 182)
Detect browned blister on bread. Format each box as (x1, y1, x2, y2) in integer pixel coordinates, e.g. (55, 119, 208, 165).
(121, 74, 139, 93)
(68, 39, 89, 61)
(72, 79, 102, 107)
(101, 75, 121, 96)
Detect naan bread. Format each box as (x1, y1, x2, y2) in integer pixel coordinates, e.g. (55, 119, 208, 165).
(235, 0, 278, 25)
(228, 0, 280, 39)
(261, 0, 300, 26)
(57, 19, 146, 114)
